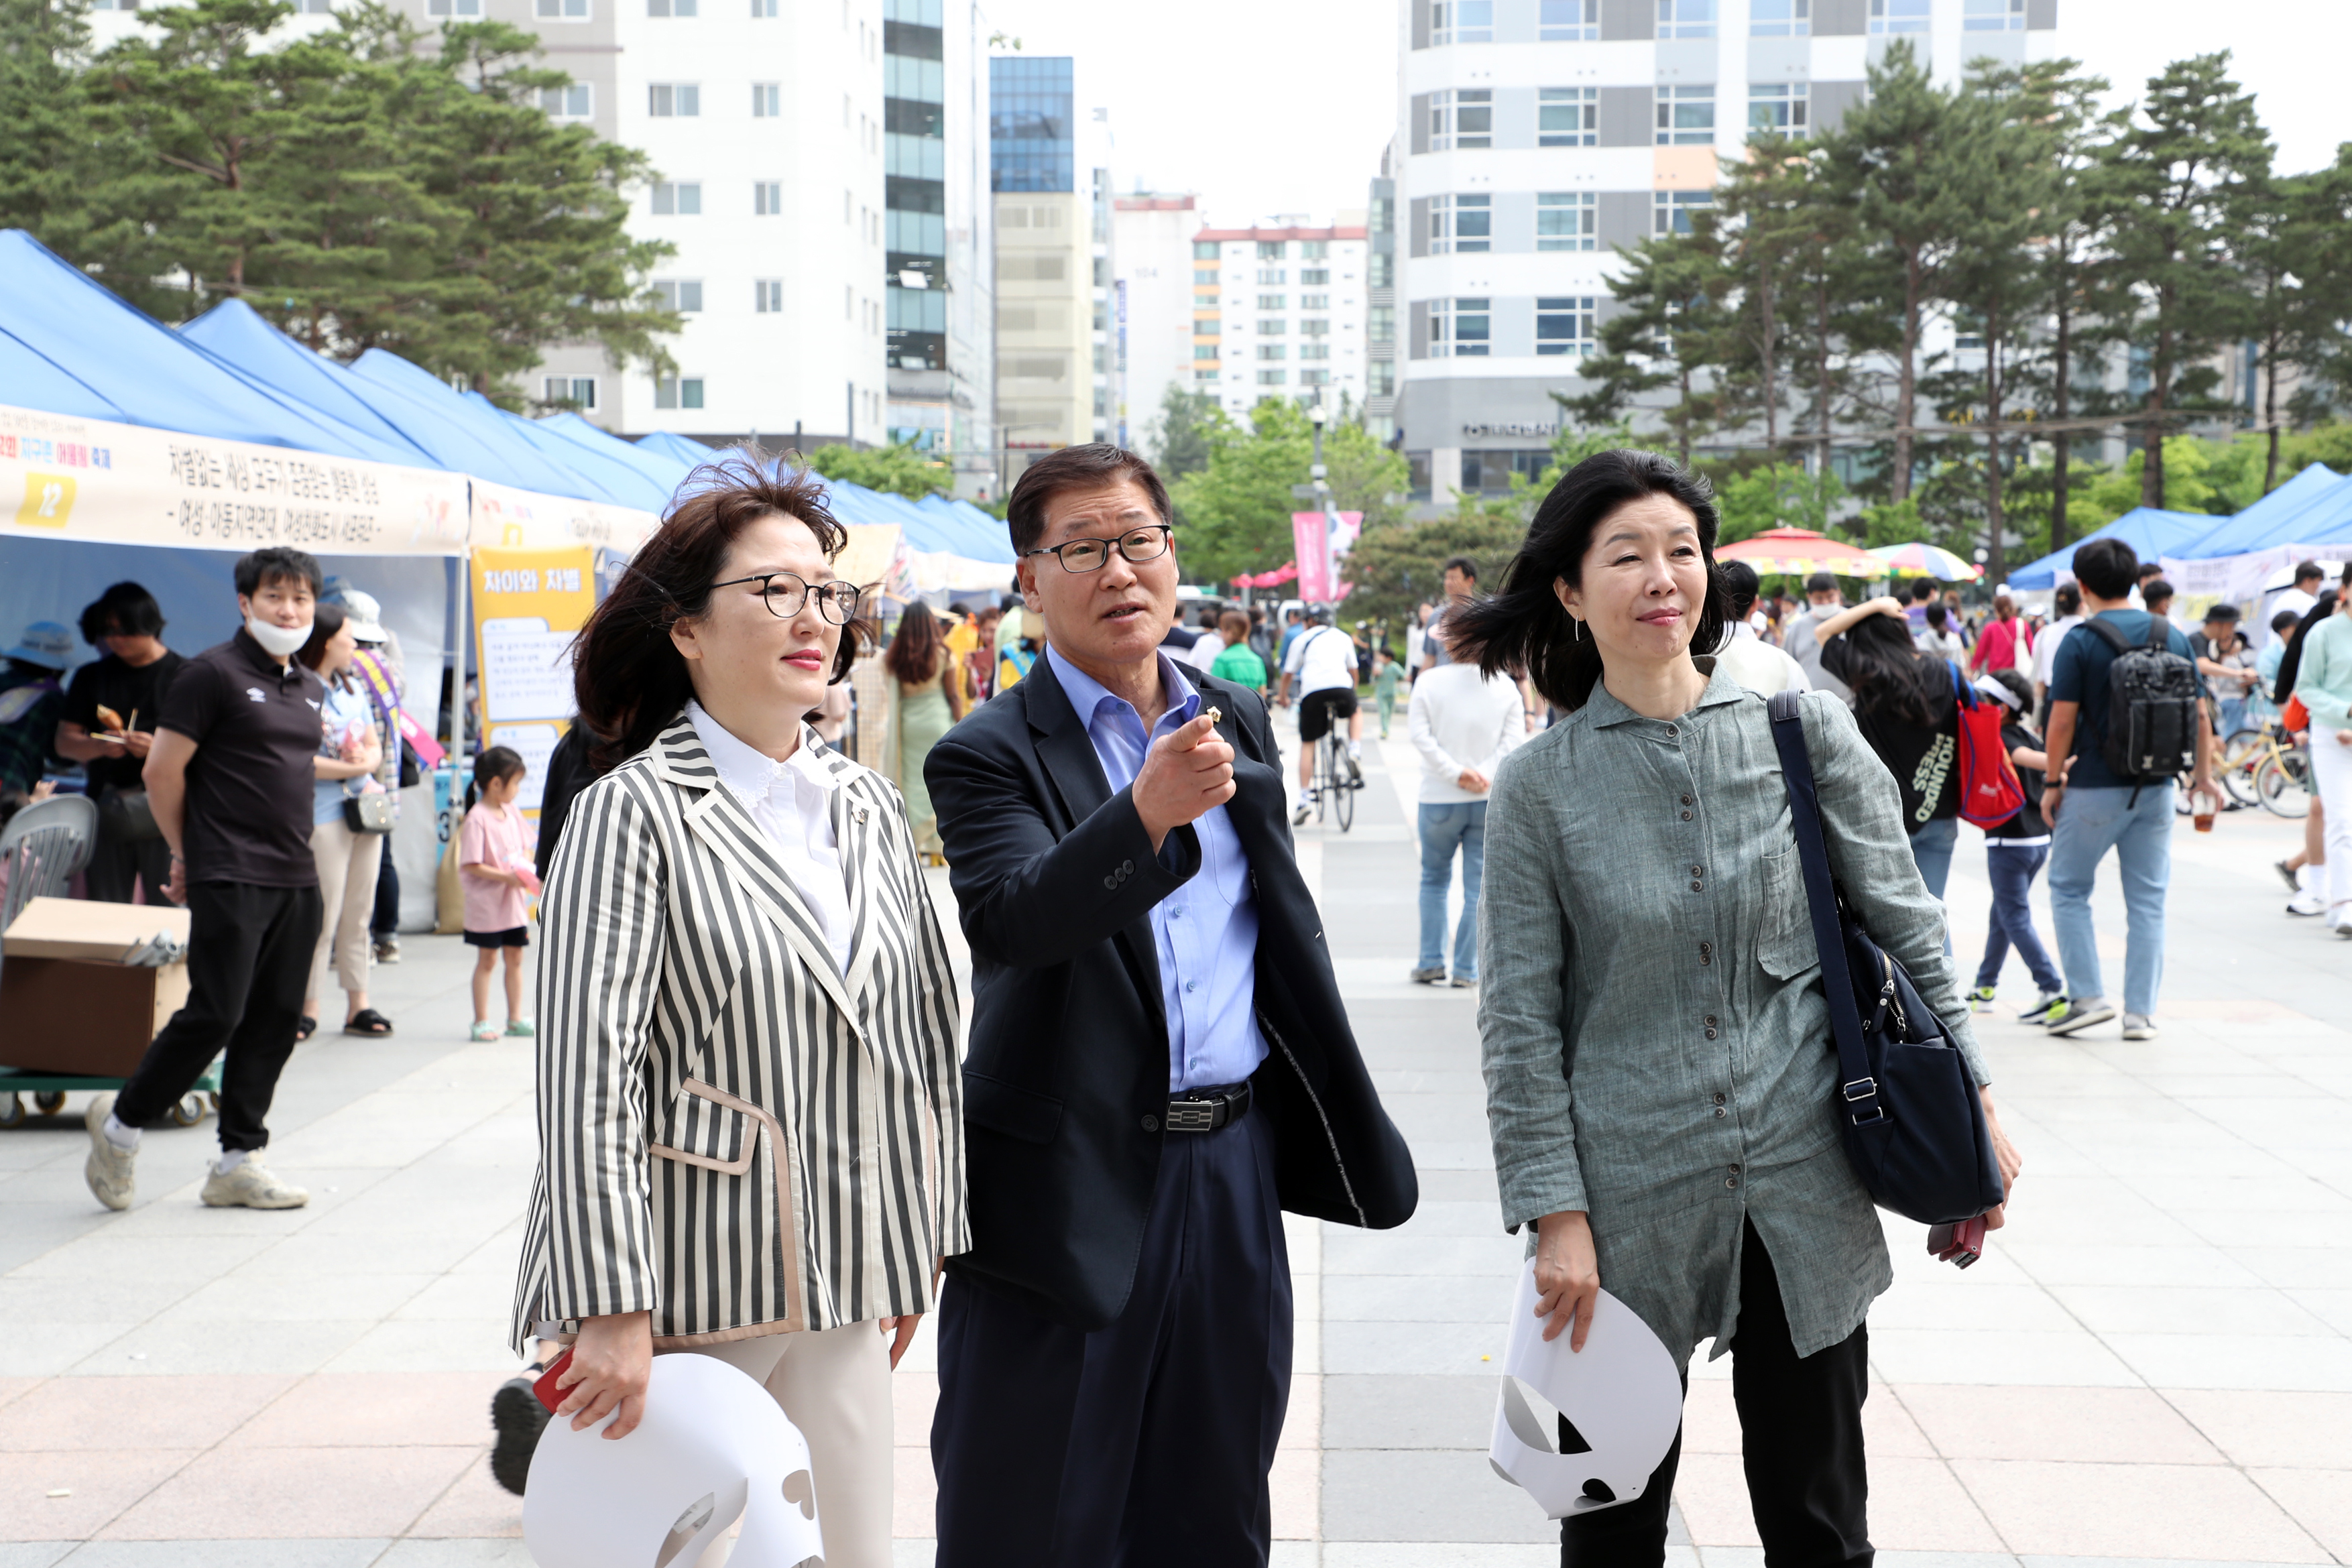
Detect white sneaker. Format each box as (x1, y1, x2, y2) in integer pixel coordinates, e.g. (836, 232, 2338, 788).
(200, 1156, 309, 1209)
(2335, 924, 2352, 941)
(1292, 792, 1315, 826)
(83, 1093, 135, 1212)
(2121, 1013, 2158, 1041)
(2288, 890, 2325, 916)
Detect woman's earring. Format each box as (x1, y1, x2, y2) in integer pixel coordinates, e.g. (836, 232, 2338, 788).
(1571, 614, 1583, 642)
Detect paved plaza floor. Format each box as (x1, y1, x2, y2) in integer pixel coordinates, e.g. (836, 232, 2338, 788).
(2, 723, 2348, 1567)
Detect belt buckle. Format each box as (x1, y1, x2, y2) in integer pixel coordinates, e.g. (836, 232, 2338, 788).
(1165, 1097, 1218, 1132)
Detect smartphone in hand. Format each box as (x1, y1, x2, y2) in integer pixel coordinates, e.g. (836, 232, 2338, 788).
(1926, 1217, 1987, 1268)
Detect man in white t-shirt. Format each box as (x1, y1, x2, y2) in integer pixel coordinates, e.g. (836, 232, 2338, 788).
(2032, 581, 2083, 724)
(2268, 560, 2325, 634)
(1714, 562, 1813, 697)
(1407, 654, 1525, 985)
(1277, 605, 1361, 823)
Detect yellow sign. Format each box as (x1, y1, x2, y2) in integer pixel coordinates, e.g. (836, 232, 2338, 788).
(471, 543, 596, 816)
(15, 472, 74, 529)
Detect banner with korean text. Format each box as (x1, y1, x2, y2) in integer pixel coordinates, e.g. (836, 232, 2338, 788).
(471, 544, 596, 815)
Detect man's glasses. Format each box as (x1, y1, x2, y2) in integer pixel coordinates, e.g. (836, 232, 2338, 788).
(1021, 524, 1173, 575)
(711, 572, 865, 623)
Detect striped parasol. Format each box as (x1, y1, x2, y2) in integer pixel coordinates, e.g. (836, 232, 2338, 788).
(1868, 542, 1983, 581)
(1714, 528, 1882, 576)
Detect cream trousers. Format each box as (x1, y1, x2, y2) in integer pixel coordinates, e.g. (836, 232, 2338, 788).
(307, 816, 382, 1005)
(660, 1319, 894, 1568)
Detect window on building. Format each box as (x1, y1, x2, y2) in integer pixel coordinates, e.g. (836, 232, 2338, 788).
(654, 377, 705, 410)
(1368, 361, 1397, 398)
(1256, 345, 1287, 360)
(1369, 252, 1395, 288)
(1430, 193, 1490, 254)
(1539, 0, 1598, 40)
(752, 82, 780, 116)
(646, 0, 695, 13)
(1256, 267, 1286, 285)
(1194, 345, 1220, 360)
(1654, 189, 1713, 233)
(1299, 344, 1331, 361)
(534, 0, 589, 16)
(651, 280, 704, 312)
(1369, 306, 1395, 344)
(425, 0, 481, 15)
(751, 0, 775, 13)
(1869, 0, 1928, 31)
(1539, 86, 1599, 147)
(542, 375, 597, 407)
(1656, 86, 1714, 144)
(1536, 296, 1598, 356)
(1537, 191, 1597, 251)
(540, 83, 593, 119)
(1257, 294, 1286, 311)
(1432, 297, 1490, 357)
(1962, 0, 2023, 27)
(1301, 267, 1331, 286)
(1301, 319, 1330, 337)
(1749, 82, 1808, 135)
(1258, 319, 1287, 335)
(1193, 241, 1219, 259)
(1301, 239, 1329, 260)
(1430, 88, 1493, 152)
(754, 280, 783, 312)
(649, 84, 699, 117)
(1431, 0, 1492, 44)
(1750, 0, 1808, 34)
(1301, 294, 1330, 311)
(1657, 0, 1714, 37)
(650, 182, 701, 215)
(1300, 369, 1332, 386)
(1257, 369, 1288, 386)
(1257, 240, 1287, 260)
(753, 182, 783, 215)
(1195, 267, 1219, 285)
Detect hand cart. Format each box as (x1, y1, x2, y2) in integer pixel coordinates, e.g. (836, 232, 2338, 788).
(0, 1058, 220, 1130)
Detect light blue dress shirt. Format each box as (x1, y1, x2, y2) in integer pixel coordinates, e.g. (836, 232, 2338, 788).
(1047, 644, 1269, 1092)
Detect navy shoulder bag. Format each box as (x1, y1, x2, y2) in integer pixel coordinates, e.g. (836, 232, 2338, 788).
(1767, 690, 2007, 1227)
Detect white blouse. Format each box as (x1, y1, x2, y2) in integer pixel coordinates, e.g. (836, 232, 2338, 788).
(684, 701, 855, 975)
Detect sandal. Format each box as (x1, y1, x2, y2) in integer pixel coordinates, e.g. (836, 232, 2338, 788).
(343, 1009, 394, 1037)
(470, 1022, 499, 1042)
(504, 1019, 536, 1038)
(295, 1016, 317, 1042)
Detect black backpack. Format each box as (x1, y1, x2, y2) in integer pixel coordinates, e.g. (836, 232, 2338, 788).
(2082, 616, 2200, 784)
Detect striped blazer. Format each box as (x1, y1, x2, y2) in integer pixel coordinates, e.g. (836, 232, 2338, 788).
(510, 713, 967, 1353)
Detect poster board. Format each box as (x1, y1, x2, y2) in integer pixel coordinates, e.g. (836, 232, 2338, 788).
(471, 544, 595, 814)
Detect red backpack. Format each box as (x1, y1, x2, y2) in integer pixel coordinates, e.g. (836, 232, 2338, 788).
(1950, 666, 2027, 830)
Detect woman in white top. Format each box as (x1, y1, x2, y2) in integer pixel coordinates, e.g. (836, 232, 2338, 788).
(516, 455, 967, 1568)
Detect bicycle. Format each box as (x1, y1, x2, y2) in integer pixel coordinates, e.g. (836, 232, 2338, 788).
(1311, 726, 1357, 832)
(2218, 721, 2311, 819)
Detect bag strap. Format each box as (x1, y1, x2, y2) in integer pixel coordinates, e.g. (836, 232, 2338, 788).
(2081, 615, 2135, 656)
(1765, 691, 1888, 1130)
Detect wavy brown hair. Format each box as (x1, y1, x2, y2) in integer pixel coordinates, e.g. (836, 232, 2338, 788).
(884, 599, 945, 684)
(573, 453, 865, 773)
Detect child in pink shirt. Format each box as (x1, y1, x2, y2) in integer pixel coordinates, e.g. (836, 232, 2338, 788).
(459, 747, 538, 1041)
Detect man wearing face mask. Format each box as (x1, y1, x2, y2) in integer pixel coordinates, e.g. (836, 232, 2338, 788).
(84, 548, 329, 1213)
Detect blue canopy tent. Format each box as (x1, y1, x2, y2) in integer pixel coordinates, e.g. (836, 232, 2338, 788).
(2005, 507, 2221, 591)
(635, 430, 717, 468)
(461, 391, 674, 512)
(0, 231, 428, 465)
(536, 412, 698, 501)
(2170, 464, 2352, 557)
(915, 493, 1016, 564)
(0, 333, 129, 422)
(344, 349, 633, 502)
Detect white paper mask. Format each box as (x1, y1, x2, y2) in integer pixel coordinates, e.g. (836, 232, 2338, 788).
(1488, 1260, 1684, 1518)
(523, 1351, 826, 1567)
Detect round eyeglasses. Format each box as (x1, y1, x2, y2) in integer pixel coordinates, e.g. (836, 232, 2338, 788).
(1021, 524, 1173, 575)
(711, 572, 865, 623)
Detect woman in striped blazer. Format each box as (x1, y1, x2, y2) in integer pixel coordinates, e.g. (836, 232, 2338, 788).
(510, 457, 967, 1568)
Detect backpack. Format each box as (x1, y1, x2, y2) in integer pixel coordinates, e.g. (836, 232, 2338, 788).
(1948, 666, 2027, 830)
(2082, 616, 2200, 784)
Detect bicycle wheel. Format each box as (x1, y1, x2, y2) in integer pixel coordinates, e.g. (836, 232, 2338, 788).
(2256, 751, 2312, 819)
(2218, 729, 2267, 808)
(1332, 743, 1356, 832)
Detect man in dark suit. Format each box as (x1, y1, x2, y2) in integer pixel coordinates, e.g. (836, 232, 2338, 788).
(925, 444, 1417, 1567)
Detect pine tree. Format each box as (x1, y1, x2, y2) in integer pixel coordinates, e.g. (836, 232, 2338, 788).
(1561, 227, 1728, 465)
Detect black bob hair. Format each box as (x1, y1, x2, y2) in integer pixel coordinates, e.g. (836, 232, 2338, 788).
(1446, 448, 1731, 711)
(80, 581, 166, 645)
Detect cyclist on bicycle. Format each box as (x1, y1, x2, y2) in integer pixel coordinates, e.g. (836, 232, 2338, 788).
(1278, 603, 1363, 825)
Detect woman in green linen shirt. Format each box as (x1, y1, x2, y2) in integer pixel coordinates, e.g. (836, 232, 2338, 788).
(1452, 450, 2022, 1566)
(2288, 572, 2352, 932)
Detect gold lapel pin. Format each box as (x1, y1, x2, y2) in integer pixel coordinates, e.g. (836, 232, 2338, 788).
(1203, 706, 1223, 725)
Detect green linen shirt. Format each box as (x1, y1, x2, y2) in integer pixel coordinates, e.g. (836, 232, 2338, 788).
(2291, 612, 2352, 733)
(1478, 661, 1987, 1361)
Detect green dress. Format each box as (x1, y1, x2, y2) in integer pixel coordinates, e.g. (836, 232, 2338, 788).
(896, 672, 955, 855)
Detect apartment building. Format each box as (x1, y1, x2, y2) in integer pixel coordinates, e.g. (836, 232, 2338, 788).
(1395, 0, 2064, 508)
(1194, 221, 1372, 422)
(991, 56, 1098, 479)
(1113, 195, 1201, 450)
(884, 0, 994, 495)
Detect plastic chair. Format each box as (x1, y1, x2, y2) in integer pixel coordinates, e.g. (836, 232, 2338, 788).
(0, 793, 99, 934)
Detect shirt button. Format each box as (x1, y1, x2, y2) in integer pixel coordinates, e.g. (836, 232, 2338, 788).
(1714, 1107, 1728, 1119)
(1680, 810, 1693, 821)
(1690, 865, 1704, 878)
(1666, 724, 1679, 738)
(1728, 1164, 1742, 1174)
(1704, 1028, 1718, 1039)
(1690, 882, 1702, 892)
(1726, 1175, 1741, 1189)
(1142, 1115, 1159, 1132)
(1681, 794, 1694, 805)
(1712, 1092, 1726, 1105)
(1704, 1016, 1718, 1028)
(1185, 981, 1197, 993)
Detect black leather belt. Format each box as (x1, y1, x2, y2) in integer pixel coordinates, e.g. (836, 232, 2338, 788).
(1165, 1081, 1252, 1133)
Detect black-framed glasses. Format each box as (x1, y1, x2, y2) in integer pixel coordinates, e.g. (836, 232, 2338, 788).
(1021, 524, 1173, 575)
(712, 571, 864, 623)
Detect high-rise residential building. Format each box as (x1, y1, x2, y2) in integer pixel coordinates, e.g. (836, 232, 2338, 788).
(1393, 0, 2063, 508)
(510, 0, 890, 444)
(990, 56, 1092, 479)
(1112, 195, 1199, 451)
(1195, 220, 1372, 424)
(884, 0, 994, 495)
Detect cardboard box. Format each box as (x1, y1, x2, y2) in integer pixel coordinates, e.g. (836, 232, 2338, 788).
(1, 898, 192, 1077)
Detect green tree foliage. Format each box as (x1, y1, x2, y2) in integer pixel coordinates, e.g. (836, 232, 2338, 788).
(1560, 230, 1728, 465)
(1169, 400, 1313, 585)
(1716, 463, 1849, 544)
(1146, 387, 1224, 489)
(5, 0, 675, 405)
(807, 438, 953, 501)
(1342, 511, 1529, 640)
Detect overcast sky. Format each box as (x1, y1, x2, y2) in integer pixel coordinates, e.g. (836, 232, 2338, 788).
(978, 0, 2352, 226)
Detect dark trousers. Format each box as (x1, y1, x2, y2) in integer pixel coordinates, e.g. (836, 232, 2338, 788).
(1561, 1217, 1871, 1568)
(370, 835, 399, 939)
(115, 880, 323, 1151)
(1975, 843, 2062, 995)
(933, 1107, 1292, 1568)
(84, 813, 172, 906)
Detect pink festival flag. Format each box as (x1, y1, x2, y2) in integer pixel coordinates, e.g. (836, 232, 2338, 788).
(1289, 511, 1364, 604)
